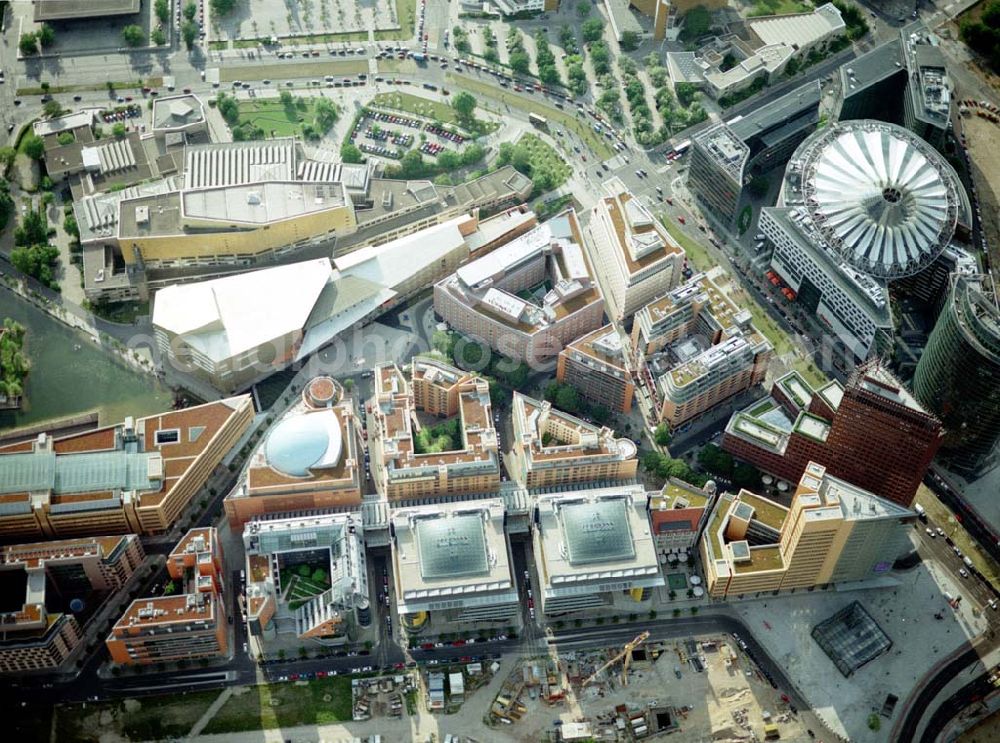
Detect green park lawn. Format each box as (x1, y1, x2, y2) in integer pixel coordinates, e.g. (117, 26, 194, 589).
(202, 678, 353, 734)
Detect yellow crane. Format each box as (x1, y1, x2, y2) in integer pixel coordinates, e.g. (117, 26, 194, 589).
(581, 631, 650, 688)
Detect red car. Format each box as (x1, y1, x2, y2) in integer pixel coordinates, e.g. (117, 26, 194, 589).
(452, 639, 465, 647)
(316, 671, 328, 678)
(677, 216, 686, 224)
(290, 673, 300, 680)
(421, 643, 435, 650)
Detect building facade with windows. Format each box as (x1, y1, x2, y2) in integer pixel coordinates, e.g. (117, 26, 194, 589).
(532, 485, 663, 616)
(723, 364, 942, 507)
(631, 273, 771, 428)
(0, 535, 145, 674)
(0, 397, 254, 540)
(556, 325, 635, 413)
(390, 498, 520, 628)
(649, 480, 715, 555)
(507, 392, 638, 490)
(242, 513, 368, 642)
(913, 273, 1000, 474)
(434, 209, 605, 363)
(107, 528, 227, 665)
(700, 463, 915, 599)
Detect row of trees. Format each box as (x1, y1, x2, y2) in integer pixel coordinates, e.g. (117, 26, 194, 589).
(534, 30, 563, 87)
(11, 204, 61, 291)
(960, 0, 1000, 72)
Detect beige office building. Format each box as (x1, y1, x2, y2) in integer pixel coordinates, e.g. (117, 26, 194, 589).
(700, 462, 916, 599)
(368, 357, 500, 500)
(586, 189, 685, 322)
(434, 209, 605, 363)
(507, 392, 638, 489)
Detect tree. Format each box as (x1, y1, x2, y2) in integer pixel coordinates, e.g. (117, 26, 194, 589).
(0, 146, 16, 172)
(590, 42, 610, 75)
(182, 21, 199, 50)
(538, 64, 560, 85)
(675, 82, 699, 108)
(746, 175, 770, 198)
(582, 18, 604, 43)
(112, 122, 128, 138)
(436, 150, 460, 170)
(121, 25, 146, 47)
(298, 564, 311, 578)
(37, 24, 55, 48)
(57, 132, 75, 146)
(216, 93, 240, 126)
(680, 5, 712, 42)
(11, 245, 61, 290)
(697, 443, 734, 477)
(312, 97, 339, 133)
(43, 100, 66, 119)
(620, 30, 640, 51)
(152, 28, 167, 46)
(733, 462, 762, 490)
(21, 134, 45, 161)
(210, 0, 238, 14)
(155, 0, 170, 23)
(184, 2, 198, 21)
(15, 207, 47, 246)
(164, 581, 177, 595)
(554, 384, 580, 413)
(340, 142, 364, 164)
(576, 0, 590, 18)
(654, 422, 671, 447)
(311, 568, 328, 584)
(432, 329, 456, 357)
(19, 33, 38, 56)
(279, 89, 293, 106)
(509, 51, 531, 74)
(451, 91, 477, 124)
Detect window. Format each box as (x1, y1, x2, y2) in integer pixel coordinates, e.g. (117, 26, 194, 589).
(155, 429, 180, 445)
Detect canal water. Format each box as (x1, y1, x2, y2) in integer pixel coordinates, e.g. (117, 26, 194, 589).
(0, 291, 172, 431)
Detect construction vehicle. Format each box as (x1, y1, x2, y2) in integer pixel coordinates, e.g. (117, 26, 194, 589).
(582, 631, 650, 687)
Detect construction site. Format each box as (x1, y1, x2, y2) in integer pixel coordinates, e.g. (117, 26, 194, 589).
(477, 632, 810, 741)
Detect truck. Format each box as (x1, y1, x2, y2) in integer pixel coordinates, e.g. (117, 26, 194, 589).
(411, 52, 427, 63)
(528, 112, 548, 129)
(914, 503, 927, 521)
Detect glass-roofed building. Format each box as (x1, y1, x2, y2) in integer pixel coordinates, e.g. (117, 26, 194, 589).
(532, 485, 663, 616)
(390, 498, 519, 629)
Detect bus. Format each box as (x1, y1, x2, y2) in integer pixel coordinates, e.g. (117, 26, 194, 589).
(672, 140, 692, 159)
(528, 112, 548, 129)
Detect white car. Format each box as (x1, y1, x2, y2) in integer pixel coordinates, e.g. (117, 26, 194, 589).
(925, 528, 935, 537)
(959, 568, 969, 578)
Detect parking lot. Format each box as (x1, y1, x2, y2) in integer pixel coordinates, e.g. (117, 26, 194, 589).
(349, 107, 468, 163)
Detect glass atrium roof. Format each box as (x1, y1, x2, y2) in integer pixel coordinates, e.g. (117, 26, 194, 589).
(559, 499, 636, 565)
(415, 514, 489, 579)
(264, 409, 343, 478)
(0, 450, 158, 495)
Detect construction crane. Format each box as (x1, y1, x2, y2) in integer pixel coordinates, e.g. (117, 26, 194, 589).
(581, 631, 650, 688)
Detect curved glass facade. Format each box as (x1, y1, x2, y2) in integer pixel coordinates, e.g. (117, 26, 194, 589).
(914, 275, 1000, 473)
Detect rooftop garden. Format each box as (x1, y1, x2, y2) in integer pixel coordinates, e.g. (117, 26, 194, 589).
(280, 561, 331, 611)
(413, 417, 463, 455)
